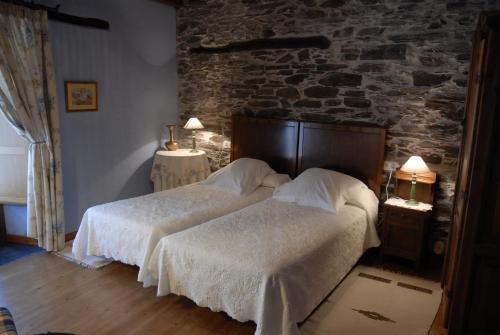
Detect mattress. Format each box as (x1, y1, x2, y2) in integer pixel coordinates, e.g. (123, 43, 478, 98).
(72, 184, 273, 281)
(147, 199, 379, 335)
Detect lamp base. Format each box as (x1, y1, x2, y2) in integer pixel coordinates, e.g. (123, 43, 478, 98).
(190, 149, 199, 153)
(405, 199, 419, 206)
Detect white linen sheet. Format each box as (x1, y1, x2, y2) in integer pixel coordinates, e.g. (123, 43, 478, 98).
(72, 184, 273, 281)
(147, 199, 379, 335)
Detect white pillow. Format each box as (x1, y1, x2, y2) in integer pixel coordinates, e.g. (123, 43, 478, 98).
(202, 158, 274, 195)
(273, 168, 375, 213)
(273, 168, 345, 213)
(261, 173, 291, 188)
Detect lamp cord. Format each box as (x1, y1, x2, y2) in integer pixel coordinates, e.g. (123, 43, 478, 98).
(385, 169, 393, 201)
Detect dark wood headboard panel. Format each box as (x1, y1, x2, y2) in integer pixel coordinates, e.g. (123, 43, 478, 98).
(231, 116, 299, 177)
(230, 116, 386, 196)
(298, 122, 386, 197)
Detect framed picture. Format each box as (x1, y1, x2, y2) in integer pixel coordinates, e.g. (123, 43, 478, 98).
(65, 81, 98, 112)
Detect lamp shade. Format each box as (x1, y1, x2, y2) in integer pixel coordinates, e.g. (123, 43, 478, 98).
(401, 156, 430, 174)
(183, 117, 204, 130)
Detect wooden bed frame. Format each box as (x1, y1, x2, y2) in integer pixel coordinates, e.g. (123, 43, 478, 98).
(231, 115, 386, 197)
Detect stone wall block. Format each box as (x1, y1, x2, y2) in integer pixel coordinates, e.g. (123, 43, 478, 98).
(285, 74, 309, 85)
(325, 107, 354, 114)
(276, 87, 301, 99)
(360, 44, 407, 60)
(293, 99, 323, 108)
(304, 86, 340, 98)
(344, 97, 372, 108)
(413, 71, 453, 86)
(319, 72, 363, 87)
(325, 99, 342, 106)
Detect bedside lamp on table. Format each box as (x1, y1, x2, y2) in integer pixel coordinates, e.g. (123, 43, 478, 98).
(183, 117, 204, 153)
(400, 156, 430, 206)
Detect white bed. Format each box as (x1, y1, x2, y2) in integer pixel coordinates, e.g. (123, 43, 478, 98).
(146, 194, 380, 335)
(72, 183, 273, 281)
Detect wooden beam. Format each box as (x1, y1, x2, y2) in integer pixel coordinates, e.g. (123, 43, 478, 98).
(1, 0, 110, 30)
(190, 36, 331, 54)
(155, 0, 183, 8)
(47, 10, 109, 30)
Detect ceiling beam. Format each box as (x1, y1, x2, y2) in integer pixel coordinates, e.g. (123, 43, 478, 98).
(155, 0, 183, 8)
(0, 0, 110, 30)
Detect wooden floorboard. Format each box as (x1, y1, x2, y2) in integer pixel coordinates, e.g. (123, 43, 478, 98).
(0, 253, 255, 335)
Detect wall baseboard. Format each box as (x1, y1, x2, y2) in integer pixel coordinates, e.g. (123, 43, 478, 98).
(6, 231, 77, 246)
(65, 231, 77, 241)
(6, 234, 37, 246)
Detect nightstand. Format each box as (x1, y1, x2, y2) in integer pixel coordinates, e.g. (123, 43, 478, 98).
(150, 149, 211, 192)
(381, 198, 432, 270)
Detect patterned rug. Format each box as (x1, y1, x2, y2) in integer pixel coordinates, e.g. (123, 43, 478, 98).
(302, 265, 441, 335)
(0, 243, 44, 266)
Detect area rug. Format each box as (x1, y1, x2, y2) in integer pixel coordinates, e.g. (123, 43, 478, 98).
(301, 265, 442, 335)
(0, 243, 44, 266)
(52, 240, 113, 270)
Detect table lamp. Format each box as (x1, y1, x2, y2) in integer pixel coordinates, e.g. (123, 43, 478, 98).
(183, 117, 204, 152)
(400, 155, 430, 206)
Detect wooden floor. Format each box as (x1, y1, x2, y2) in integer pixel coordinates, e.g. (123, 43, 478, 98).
(0, 252, 255, 335)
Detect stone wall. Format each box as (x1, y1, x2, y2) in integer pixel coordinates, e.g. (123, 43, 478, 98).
(176, 0, 500, 239)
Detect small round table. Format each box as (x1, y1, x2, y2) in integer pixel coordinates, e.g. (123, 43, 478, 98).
(150, 149, 211, 192)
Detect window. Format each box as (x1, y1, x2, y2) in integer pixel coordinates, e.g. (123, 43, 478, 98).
(0, 74, 28, 204)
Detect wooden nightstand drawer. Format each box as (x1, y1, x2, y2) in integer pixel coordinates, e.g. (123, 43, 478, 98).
(384, 224, 420, 260)
(386, 206, 423, 227)
(382, 200, 432, 270)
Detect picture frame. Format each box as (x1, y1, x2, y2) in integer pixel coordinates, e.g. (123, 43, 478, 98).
(64, 81, 98, 112)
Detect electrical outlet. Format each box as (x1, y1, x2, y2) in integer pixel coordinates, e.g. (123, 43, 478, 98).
(384, 160, 400, 172)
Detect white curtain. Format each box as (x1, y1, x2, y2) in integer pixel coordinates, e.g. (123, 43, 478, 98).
(0, 3, 65, 251)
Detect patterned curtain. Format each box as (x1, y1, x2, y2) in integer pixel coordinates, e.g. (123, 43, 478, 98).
(0, 3, 64, 251)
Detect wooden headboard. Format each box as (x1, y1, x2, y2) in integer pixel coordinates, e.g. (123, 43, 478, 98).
(231, 116, 299, 177)
(298, 122, 386, 197)
(230, 116, 386, 197)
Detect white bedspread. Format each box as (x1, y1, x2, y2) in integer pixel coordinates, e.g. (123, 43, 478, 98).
(72, 184, 273, 281)
(147, 199, 379, 335)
